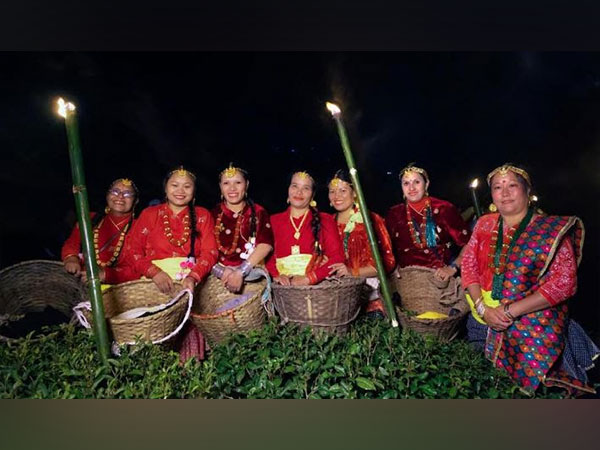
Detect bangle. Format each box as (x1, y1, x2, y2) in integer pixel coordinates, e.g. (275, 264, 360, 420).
(211, 263, 225, 279)
(238, 261, 252, 277)
(476, 301, 486, 317)
(503, 303, 516, 321)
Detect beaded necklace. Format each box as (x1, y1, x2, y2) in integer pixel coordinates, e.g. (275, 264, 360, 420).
(489, 208, 534, 299)
(406, 197, 436, 249)
(162, 210, 191, 247)
(93, 218, 130, 267)
(214, 206, 245, 256)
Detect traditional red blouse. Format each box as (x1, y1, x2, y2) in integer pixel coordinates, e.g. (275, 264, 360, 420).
(265, 208, 345, 283)
(211, 202, 274, 266)
(122, 204, 218, 283)
(334, 211, 396, 275)
(460, 213, 577, 306)
(61, 211, 136, 284)
(385, 196, 470, 269)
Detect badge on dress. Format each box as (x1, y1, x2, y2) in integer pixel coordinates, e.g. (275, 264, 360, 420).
(291, 245, 300, 255)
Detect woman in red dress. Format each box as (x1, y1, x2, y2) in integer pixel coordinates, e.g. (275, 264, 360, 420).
(211, 164, 274, 293)
(266, 171, 344, 286)
(385, 163, 471, 280)
(122, 167, 218, 293)
(327, 169, 396, 316)
(62, 178, 139, 285)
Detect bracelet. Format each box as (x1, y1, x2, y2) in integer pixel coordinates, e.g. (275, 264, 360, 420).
(503, 303, 516, 321)
(475, 301, 486, 317)
(211, 263, 225, 279)
(238, 261, 252, 278)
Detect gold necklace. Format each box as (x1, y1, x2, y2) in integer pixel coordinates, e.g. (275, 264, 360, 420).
(289, 209, 309, 240)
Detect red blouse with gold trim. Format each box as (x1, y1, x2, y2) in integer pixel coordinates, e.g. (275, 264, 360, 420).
(335, 211, 396, 275)
(265, 208, 345, 284)
(211, 202, 274, 266)
(61, 212, 137, 284)
(122, 204, 218, 283)
(385, 196, 470, 269)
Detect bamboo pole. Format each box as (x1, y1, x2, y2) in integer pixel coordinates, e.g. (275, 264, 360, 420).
(326, 102, 399, 327)
(57, 98, 110, 364)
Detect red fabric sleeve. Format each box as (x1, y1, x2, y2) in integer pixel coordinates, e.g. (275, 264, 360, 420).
(255, 206, 274, 247)
(121, 207, 162, 278)
(539, 238, 577, 306)
(312, 213, 345, 282)
(265, 250, 279, 278)
(438, 200, 471, 247)
(103, 264, 140, 284)
(461, 218, 484, 289)
(372, 213, 396, 273)
(188, 208, 219, 282)
(61, 212, 98, 261)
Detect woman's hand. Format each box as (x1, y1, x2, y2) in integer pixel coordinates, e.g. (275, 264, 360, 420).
(182, 276, 197, 292)
(434, 265, 456, 281)
(80, 268, 105, 284)
(329, 262, 350, 277)
(152, 270, 174, 294)
(223, 269, 244, 293)
(290, 276, 310, 286)
(64, 257, 82, 277)
(274, 275, 292, 286)
(483, 305, 513, 331)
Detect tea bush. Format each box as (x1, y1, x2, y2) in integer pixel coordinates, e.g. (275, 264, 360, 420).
(0, 319, 568, 398)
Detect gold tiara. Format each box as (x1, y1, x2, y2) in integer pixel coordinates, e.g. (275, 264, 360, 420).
(486, 164, 531, 186)
(119, 178, 132, 186)
(329, 177, 343, 188)
(399, 163, 429, 182)
(220, 163, 242, 179)
(294, 171, 313, 181)
(170, 166, 196, 180)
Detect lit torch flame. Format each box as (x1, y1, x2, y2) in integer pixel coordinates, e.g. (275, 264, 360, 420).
(56, 97, 76, 118)
(326, 102, 341, 117)
(470, 178, 479, 189)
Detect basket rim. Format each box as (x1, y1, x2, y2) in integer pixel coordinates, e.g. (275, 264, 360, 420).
(0, 259, 65, 277)
(191, 282, 266, 320)
(271, 276, 366, 291)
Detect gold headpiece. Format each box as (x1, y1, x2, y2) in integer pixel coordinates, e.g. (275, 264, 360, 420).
(399, 163, 429, 183)
(295, 171, 312, 180)
(486, 164, 531, 187)
(220, 163, 241, 179)
(119, 178, 132, 186)
(170, 166, 196, 180)
(329, 177, 343, 188)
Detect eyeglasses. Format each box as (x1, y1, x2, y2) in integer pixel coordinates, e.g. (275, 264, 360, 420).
(108, 188, 136, 198)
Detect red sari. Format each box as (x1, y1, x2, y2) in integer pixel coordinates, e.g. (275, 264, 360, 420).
(266, 208, 345, 284)
(122, 204, 218, 283)
(211, 202, 274, 266)
(385, 196, 470, 268)
(61, 211, 137, 284)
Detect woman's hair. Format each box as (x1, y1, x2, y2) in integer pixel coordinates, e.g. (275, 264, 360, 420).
(291, 171, 321, 256)
(164, 166, 198, 258)
(328, 168, 353, 188)
(219, 164, 257, 238)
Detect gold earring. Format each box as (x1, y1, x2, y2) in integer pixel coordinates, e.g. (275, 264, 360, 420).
(286, 198, 290, 204)
(220, 194, 224, 201)
(489, 203, 497, 212)
(329, 202, 333, 207)
(105, 206, 111, 214)
(309, 200, 317, 208)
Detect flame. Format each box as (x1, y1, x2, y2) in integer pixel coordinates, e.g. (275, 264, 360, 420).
(326, 102, 341, 116)
(56, 97, 75, 118)
(470, 178, 479, 188)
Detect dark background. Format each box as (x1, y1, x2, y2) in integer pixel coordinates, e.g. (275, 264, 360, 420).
(0, 52, 598, 336)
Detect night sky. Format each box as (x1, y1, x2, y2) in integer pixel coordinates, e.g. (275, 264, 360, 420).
(1, 52, 599, 333)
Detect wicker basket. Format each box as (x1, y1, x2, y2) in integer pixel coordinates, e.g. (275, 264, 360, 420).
(190, 274, 269, 346)
(74, 279, 191, 345)
(394, 265, 469, 341)
(0, 260, 86, 338)
(272, 277, 367, 335)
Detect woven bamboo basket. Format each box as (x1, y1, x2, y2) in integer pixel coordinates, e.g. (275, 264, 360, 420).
(272, 277, 367, 335)
(190, 274, 269, 346)
(0, 260, 86, 338)
(75, 279, 191, 345)
(394, 265, 469, 341)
